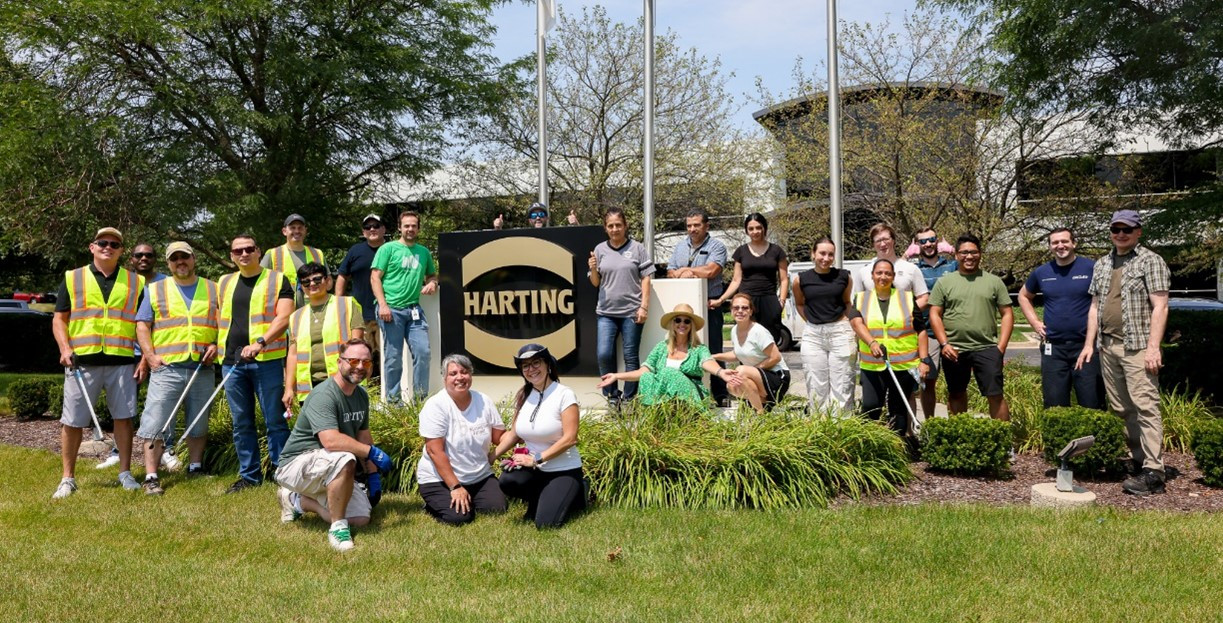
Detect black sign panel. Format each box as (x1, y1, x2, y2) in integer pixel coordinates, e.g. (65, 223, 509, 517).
(438, 226, 606, 375)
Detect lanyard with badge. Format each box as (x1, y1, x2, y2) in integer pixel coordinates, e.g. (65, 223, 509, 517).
(687, 237, 710, 268)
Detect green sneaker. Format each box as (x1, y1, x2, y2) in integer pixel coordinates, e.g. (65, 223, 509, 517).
(327, 526, 354, 552)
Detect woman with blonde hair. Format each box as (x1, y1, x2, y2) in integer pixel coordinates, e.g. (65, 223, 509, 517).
(598, 303, 725, 405)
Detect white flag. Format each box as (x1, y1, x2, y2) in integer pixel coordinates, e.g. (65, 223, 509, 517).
(541, 0, 557, 32)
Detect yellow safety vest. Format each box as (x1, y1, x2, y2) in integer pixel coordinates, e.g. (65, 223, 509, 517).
(147, 278, 219, 364)
(855, 288, 919, 372)
(289, 295, 362, 401)
(65, 266, 144, 358)
(218, 269, 288, 361)
(265, 244, 325, 288)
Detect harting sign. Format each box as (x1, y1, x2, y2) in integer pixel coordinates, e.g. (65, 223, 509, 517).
(438, 226, 604, 375)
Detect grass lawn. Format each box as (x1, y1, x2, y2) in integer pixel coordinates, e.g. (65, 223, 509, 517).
(3, 445, 1219, 622)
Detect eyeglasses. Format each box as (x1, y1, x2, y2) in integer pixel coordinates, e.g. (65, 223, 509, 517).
(168, 253, 192, 262)
(93, 240, 123, 249)
(873, 237, 892, 244)
(230, 246, 257, 256)
(362, 222, 382, 230)
(957, 249, 981, 256)
(340, 357, 373, 369)
(1110, 225, 1136, 234)
(132, 252, 155, 259)
(730, 305, 751, 311)
(917, 237, 937, 245)
(521, 358, 546, 370)
(528, 211, 547, 220)
(673, 317, 692, 325)
(300, 276, 326, 287)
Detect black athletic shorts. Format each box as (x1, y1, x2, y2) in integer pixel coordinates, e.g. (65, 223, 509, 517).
(943, 346, 1004, 397)
(760, 368, 791, 410)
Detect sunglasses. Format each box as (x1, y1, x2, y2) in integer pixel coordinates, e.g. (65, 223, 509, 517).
(1110, 225, 1136, 234)
(340, 357, 373, 369)
(362, 222, 383, 230)
(528, 211, 548, 219)
(917, 236, 937, 245)
(93, 240, 123, 249)
(673, 317, 692, 325)
(300, 276, 326, 287)
(230, 245, 257, 256)
(957, 249, 981, 256)
(168, 253, 192, 262)
(730, 305, 751, 311)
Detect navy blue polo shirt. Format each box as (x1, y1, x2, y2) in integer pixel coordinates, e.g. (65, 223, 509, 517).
(1023, 256, 1095, 342)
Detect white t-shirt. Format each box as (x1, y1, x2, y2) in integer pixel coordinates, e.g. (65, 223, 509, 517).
(416, 389, 505, 485)
(730, 323, 789, 372)
(513, 382, 581, 472)
(852, 258, 929, 300)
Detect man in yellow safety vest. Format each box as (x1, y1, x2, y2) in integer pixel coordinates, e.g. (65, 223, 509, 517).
(261, 213, 326, 307)
(281, 262, 364, 411)
(50, 227, 146, 498)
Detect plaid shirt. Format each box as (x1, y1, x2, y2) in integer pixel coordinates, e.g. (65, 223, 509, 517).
(1087, 245, 1170, 350)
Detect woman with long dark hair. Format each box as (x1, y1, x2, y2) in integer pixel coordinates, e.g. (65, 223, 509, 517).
(714, 213, 789, 344)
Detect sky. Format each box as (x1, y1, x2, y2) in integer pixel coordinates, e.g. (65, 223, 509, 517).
(486, 0, 921, 128)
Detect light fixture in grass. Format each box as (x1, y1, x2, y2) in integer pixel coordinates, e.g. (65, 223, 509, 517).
(921, 414, 1012, 476)
(579, 399, 910, 510)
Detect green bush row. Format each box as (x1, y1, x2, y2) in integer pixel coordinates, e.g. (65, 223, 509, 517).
(1040, 406, 1128, 475)
(1190, 420, 1223, 488)
(921, 415, 1012, 476)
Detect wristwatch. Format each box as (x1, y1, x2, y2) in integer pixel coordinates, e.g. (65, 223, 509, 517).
(255, 336, 266, 347)
(921, 356, 934, 365)
(449, 482, 463, 491)
(532, 451, 544, 466)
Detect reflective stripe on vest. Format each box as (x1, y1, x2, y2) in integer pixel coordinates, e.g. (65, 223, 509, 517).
(217, 269, 288, 361)
(148, 278, 219, 364)
(855, 289, 919, 371)
(267, 245, 324, 288)
(290, 295, 361, 401)
(66, 267, 143, 358)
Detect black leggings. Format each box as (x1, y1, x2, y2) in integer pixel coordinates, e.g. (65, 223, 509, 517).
(751, 293, 783, 344)
(860, 368, 917, 437)
(419, 475, 507, 526)
(499, 467, 586, 529)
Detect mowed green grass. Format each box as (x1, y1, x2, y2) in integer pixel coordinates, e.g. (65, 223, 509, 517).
(2, 444, 1220, 623)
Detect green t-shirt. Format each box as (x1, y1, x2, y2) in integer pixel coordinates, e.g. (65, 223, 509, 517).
(928, 270, 1012, 352)
(371, 240, 435, 309)
(280, 378, 369, 465)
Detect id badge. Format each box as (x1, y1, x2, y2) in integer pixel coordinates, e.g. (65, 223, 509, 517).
(1043, 341, 1052, 356)
(410, 307, 421, 322)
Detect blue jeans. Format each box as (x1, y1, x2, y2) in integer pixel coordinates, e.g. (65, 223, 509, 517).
(597, 314, 643, 400)
(223, 359, 289, 484)
(378, 303, 430, 403)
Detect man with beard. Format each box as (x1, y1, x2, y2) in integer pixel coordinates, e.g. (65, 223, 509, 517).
(913, 228, 956, 419)
(371, 211, 437, 403)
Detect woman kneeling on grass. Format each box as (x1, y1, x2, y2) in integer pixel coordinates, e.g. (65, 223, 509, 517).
(712, 293, 791, 412)
(597, 303, 725, 406)
(416, 354, 507, 525)
(491, 344, 586, 529)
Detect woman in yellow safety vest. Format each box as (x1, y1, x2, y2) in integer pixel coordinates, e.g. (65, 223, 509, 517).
(282, 262, 365, 412)
(849, 258, 930, 444)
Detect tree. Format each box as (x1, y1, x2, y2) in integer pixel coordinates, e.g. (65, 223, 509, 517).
(440, 5, 766, 234)
(0, 0, 518, 277)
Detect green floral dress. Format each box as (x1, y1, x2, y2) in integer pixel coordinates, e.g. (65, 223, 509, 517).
(636, 341, 712, 405)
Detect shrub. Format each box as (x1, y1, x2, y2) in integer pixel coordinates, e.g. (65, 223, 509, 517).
(1161, 388, 1217, 453)
(7, 378, 52, 419)
(1040, 406, 1127, 475)
(951, 361, 1045, 453)
(1163, 309, 1223, 404)
(1191, 419, 1223, 488)
(579, 400, 911, 510)
(921, 414, 1012, 476)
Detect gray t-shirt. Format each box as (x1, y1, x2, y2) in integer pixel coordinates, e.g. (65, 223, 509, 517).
(594, 238, 655, 317)
(280, 378, 369, 465)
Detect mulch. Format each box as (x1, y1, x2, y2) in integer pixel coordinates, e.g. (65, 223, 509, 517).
(4, 416, 1221, 511)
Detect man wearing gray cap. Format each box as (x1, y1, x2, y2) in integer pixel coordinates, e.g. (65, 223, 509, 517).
(262, 213, 326, 307)
(1076, 209, 1170, 495)
(335, 214, 386, 376)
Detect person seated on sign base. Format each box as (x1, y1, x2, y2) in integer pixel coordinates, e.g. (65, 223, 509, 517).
(597, 303, 726, 407)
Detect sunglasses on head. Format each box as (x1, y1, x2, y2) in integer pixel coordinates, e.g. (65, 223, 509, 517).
(1110, 225, 1136, 234)
(93, 240, 123, 249)
(340, 357, 372, 369)
(917, 236, 937, 245)
(300, 276, 326, 287)
(230, 245, 257, 256)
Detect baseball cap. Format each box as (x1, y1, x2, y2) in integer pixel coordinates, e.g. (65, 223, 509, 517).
(362, 213, 383, 226)
(94, 227, 123, 242)
(164, 241, 194, 260)
(1110, 210, 1141, 227)
(283, 213, 307, 227)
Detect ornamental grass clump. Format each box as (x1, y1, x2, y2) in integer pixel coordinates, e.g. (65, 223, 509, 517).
(366, 399, 426, 493)
(1160, 388, 1217, 453)
(579, 399, 910, 510)
(921, 414, 1011, 476)
(1040, 406, 1127, 476)
(963, 362, 1044, 453)
(1190, 419, 1223, 488)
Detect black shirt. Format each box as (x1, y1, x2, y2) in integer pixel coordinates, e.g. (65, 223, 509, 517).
(798, 268, 850, 324)
(732, 243, 787, 296)
(55, 264, 143, 367)
(223, 273, 294, 365)
(337, 241, 381, 322)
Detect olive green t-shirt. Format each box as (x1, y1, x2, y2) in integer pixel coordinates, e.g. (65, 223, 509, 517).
(928, 270, 1012, 352)
(306, 298, 365, 381)
(279, 378, 369, 465)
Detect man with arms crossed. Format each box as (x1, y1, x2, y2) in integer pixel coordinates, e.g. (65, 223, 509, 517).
(276, 339, 393, 551)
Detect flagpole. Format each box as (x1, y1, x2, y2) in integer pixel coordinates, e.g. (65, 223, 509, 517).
(643, 0, 656, 261)
(827, 0, 843, 267)
(537, 0, 549, 206)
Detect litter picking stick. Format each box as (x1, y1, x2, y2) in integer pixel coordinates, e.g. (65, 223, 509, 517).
(878, 345, 919, 437)
(70, 362, 110, 447)
(152, 359, 205, 445)
(173, 365, 236, 450)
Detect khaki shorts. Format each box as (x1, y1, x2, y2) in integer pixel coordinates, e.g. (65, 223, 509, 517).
(275, 449, 371, 519)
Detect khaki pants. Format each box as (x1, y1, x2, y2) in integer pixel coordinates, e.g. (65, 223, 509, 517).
(1099, 335, 1163, 472)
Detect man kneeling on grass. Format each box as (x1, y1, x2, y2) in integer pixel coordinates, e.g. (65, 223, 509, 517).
(274, 338, 393, 551)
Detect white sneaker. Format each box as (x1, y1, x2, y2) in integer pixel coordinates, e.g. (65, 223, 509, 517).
(95, 454, 120, 469)
(52, 478, 77, 499)
(277, 487, 302, 523)
(161, 451, 182, 472)
(327, 525, 354, 552)
(118, 471, 140, 491)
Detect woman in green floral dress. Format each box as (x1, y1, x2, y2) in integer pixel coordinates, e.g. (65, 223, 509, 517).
(597, 303, 727, 405)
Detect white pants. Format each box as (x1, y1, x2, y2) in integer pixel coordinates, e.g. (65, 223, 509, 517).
(800, 318, 857, 415)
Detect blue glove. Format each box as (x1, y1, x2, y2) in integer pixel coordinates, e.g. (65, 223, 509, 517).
(366, 473, 382, 507)
(367, 445, 393, 474)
